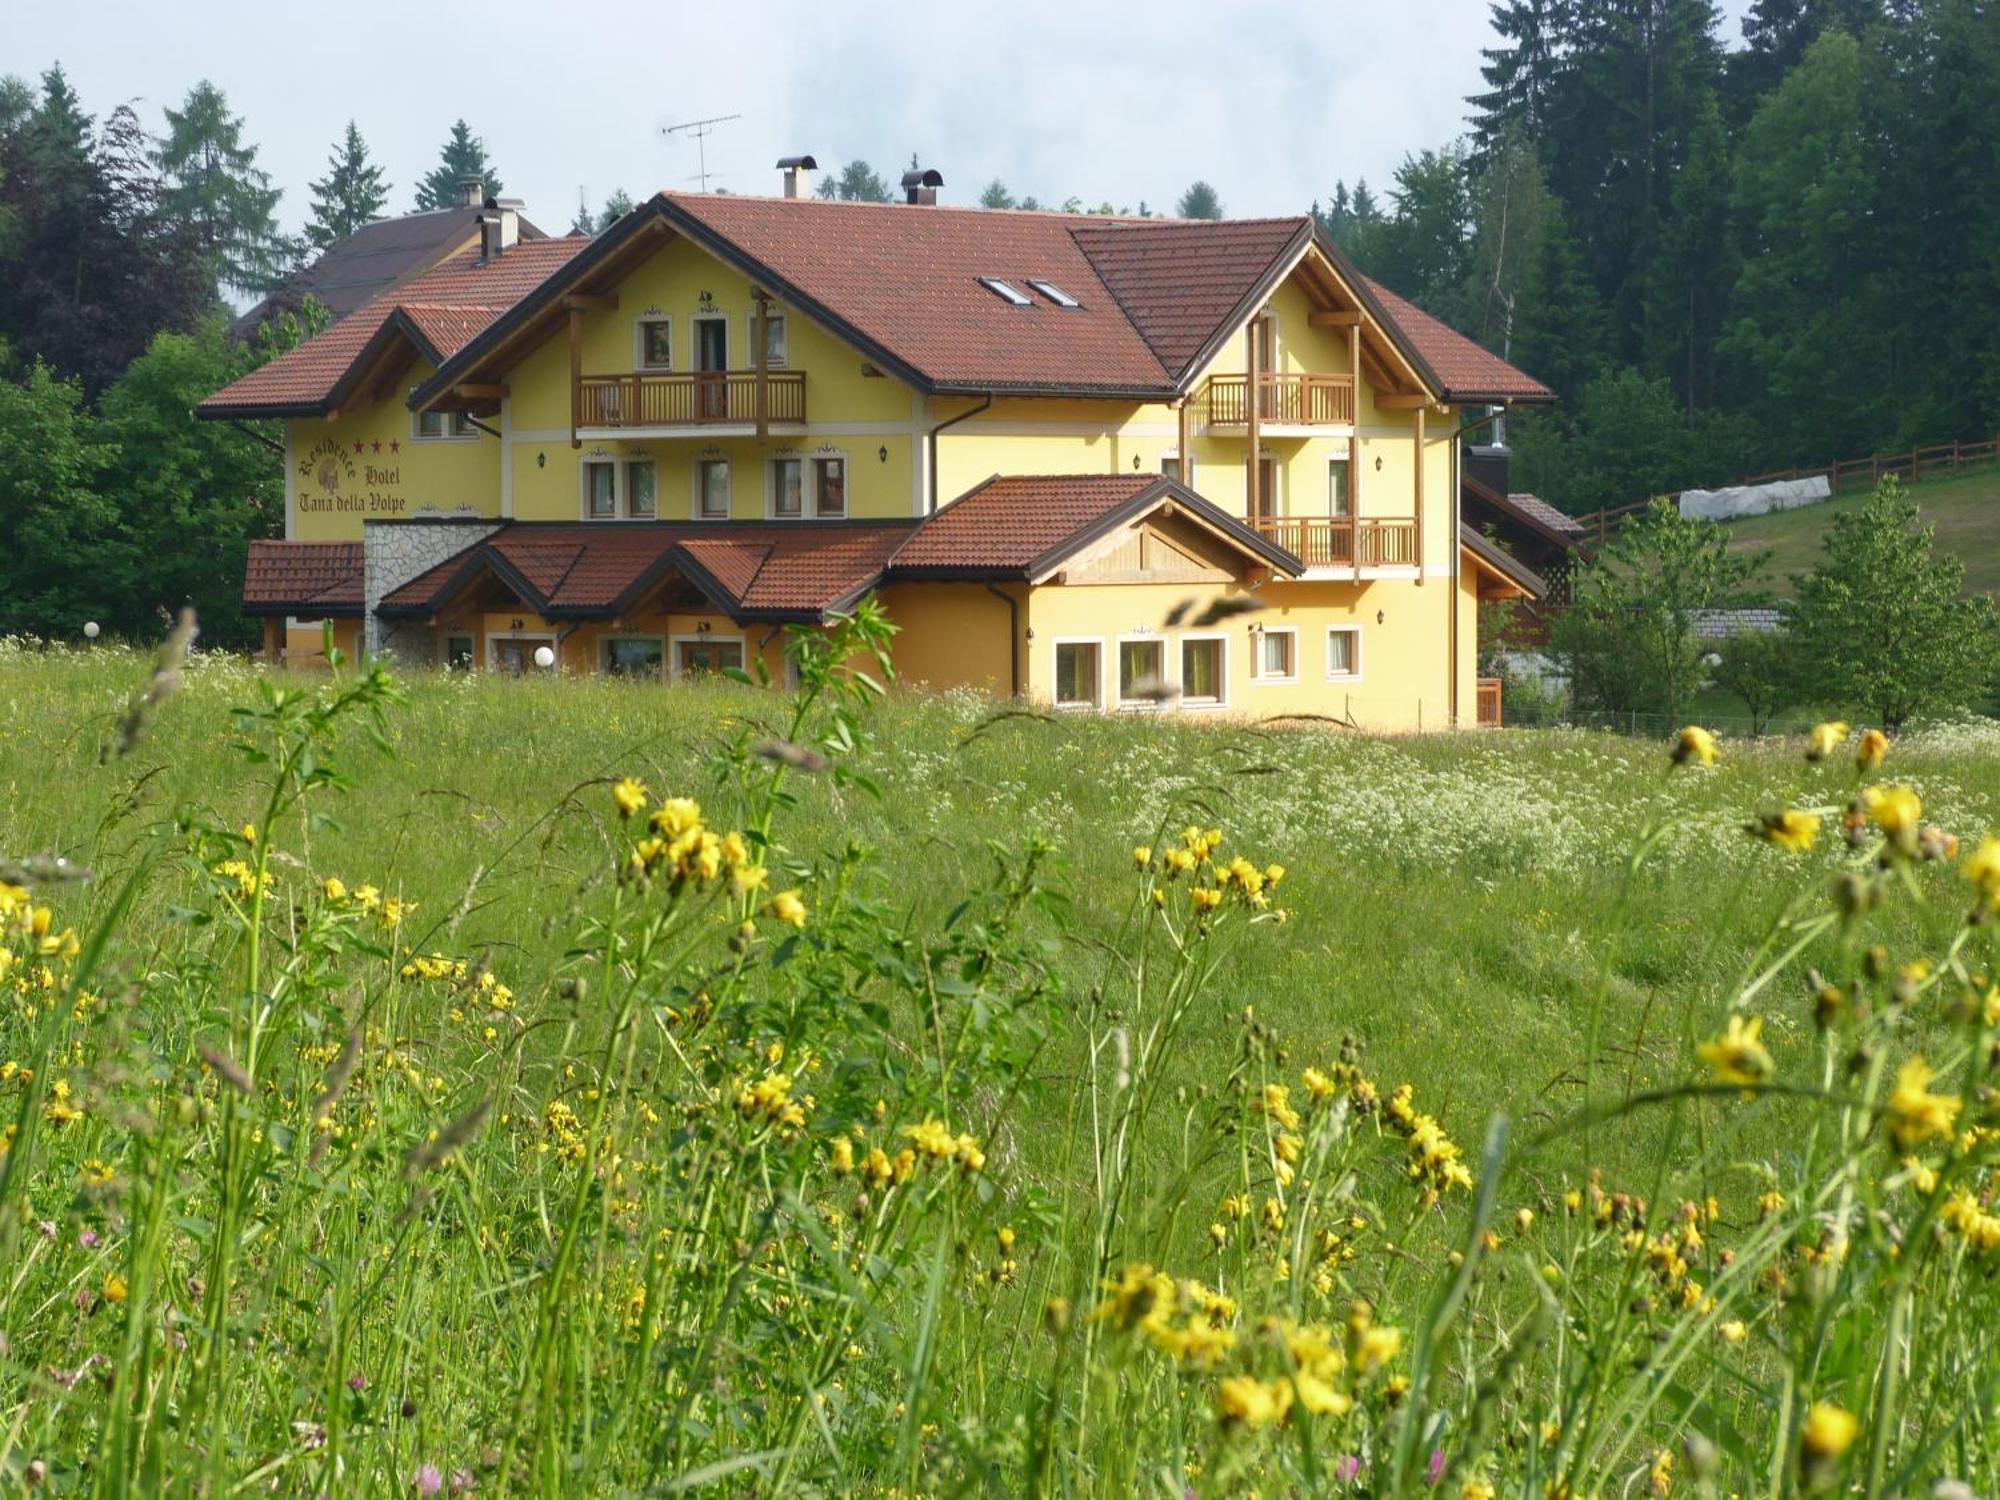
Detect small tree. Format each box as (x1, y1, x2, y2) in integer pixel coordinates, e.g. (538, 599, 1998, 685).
(1784, 475, 2000, 730)
(1553, 499, 1766, 718)
(1710, 628, 1805, 735)
(153, 80, 289, 297)
(815, 161, 892, 203)
(979, 178, 1016, 209)
(1175, 180, 1223, 219)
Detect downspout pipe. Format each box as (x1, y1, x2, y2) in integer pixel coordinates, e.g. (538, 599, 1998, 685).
(226, 419, 286, 457)
(926, 394, 994, 513)
(983, 580, 1021, 698)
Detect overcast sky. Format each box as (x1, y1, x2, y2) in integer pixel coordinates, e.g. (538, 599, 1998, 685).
(18, 0, 1757, 234)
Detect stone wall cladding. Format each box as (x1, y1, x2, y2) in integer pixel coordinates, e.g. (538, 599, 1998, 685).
(363, 518, 503, 659)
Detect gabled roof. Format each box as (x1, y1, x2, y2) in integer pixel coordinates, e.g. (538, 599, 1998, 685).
(200, 237, 589, 418)
(410, 193, 1552, 411)
(234, 206, 545, 335)
(1459, 523, 1547, 599)
(376, 521, 922, 623)
(359, 475, 1301, 626)
(242, 540, 363, 616)
(1461, 473, 1585, 550)
(888, 473, 1301, 580)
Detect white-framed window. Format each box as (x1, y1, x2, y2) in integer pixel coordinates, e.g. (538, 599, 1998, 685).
(813, 455, 846, 517)
(1116, 636, 1166, 709)
(489, 632, 557, 675)
(696, 458, 731, 519)
(1178, 633, 1227, 708)
(415, 409, 478, 441)
(1328, 458, 1351, 517)
(1161, 455, 1182, 482)
(602, 634, 665, 678)
(760, 313, 788, 368)
(673, 634, 745, 678)
(771, 456, 804, 518)
(625, 459, 657, 518)
(636, 317, 672, 370)
(1325, 626, 1363, 680)
(443, 632, 476, 671)
(1051, 638, 1102, 710)
(583, 460, 618, 519)
(1254, 626, 1298, 683)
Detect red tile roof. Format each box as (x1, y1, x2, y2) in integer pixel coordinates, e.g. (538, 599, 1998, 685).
(242, 540, 363, 615)
(200, 237, 588, 415)
(1360, 278, 1553, 402)
(1070, 218, 1307, 380)
(889, 474, 1158, 572)
(668, 195, 1176, 394)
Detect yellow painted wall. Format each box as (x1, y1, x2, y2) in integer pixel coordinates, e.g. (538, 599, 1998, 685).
(287, 358, 501, 541)
(877, 582, 1018, 694)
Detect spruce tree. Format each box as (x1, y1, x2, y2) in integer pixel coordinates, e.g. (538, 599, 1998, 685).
(1175, 181, 1223, 219)
(414, 120, 502, 210)
(1469, 0, 1573, 161)
(153, 80, 288, 298)
(304, 121, 389, 251)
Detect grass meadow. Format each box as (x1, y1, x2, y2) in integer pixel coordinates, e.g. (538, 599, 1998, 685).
(4, 620, 2000, 1495)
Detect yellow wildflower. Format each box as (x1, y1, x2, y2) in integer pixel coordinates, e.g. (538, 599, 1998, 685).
(1751, 809, 1820, 854)
(828, 1136, 855, 1175)
(102, 1271, 128, 1304)
(322, 876, 347, 903)
(1800, 1401, 1858, 1459)
(1132, 845, 1152, 870)
(1862, 784, 1922, 846)
(1805, 721, 1848, 762)
(1963, 835, 2000, 909)
(1216, 1373, 1292, 1430)
(648, 797, 702, 839)
(765, 889, 807, 929)
(1718, 1319, 1748, 1344)
(1672, 725, 1717, 768)
(1885, 1056, 1960, 1148)
(1856, 728, 1889, 772)
(611, 777, 648, 820)
(1697, 1014, 1774, 1089)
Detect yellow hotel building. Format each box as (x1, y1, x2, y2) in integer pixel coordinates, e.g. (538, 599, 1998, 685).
(202, 167, 1552, 730)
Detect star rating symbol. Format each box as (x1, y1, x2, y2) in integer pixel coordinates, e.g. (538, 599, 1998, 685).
(388, 439, 400, 454)
(371, 440, 383, 453)
(353, 440, 366, 455)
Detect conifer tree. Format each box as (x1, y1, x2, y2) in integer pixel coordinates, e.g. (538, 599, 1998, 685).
(413, 120, 502, 210)
(304, 121, 388, 251)
(1175, 180, 1223, 219)
(153, 80, 287, 297)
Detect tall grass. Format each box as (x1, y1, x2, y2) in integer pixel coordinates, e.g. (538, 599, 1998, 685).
(2, 622, 1999, 1494)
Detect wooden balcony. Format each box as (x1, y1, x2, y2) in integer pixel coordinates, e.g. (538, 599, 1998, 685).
(1476, 677, 1503, 728)
(1253, 516, 1419, 569)
(1203, 372, 1355, 429)
(577, 370, 806, 429)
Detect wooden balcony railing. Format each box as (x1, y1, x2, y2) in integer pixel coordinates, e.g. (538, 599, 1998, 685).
(1203, 372, 1355, 427)
(1476, 677, 1503, 728)
(577, 370, 806, 428)
(1253, 516, 1419, 569)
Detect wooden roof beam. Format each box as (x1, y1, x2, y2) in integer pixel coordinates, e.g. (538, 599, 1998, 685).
(564, 293, 619, 311)
(1309, 309, 1363, 328)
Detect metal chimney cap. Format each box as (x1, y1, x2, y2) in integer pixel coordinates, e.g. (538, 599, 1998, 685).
(775, 154, 819, 170)
(900, 167, 944, 190)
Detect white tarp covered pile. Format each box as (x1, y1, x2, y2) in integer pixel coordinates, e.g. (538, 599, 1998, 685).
(1678, 474, 1831, 521)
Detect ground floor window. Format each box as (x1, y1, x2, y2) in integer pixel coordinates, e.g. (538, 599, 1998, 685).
(1117, 637, 1165, 707)
(1325, 626, 1362, 679)
(1179, 634, 1226, 707)
(773, 457, 804, 517)
(490, 634, 557, 675)
(1255, 626, 1297, 682)
(603, 635, 665, 678)
(1052, 639, 1101, 709)
(584, 461, 617, 519)
(444, 632, 475, 671)
(675, 636, 744, 678)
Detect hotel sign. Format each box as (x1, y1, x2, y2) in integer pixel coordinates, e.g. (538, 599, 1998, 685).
(296, 435, 410, 515)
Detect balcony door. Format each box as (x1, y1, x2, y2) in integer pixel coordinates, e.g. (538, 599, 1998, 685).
(694, 316, 728, 419)
(1248, 456, 1278, 526)
(1252, 312, 1278, 419)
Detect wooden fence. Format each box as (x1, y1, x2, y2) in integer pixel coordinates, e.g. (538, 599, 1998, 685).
(1573, 433, 2000, 544)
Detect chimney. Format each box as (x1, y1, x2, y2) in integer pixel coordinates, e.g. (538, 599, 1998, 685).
(479, 198, 523, 260)
(776, 154, 818, 199)
(1465, 441, 1512, 496)
(901, 166, 943, 206)
(456, 175, 486, 209)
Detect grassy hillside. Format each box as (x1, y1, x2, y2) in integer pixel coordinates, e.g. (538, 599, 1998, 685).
(1722, 464, 2000, 596)
(5, 640, 2000, 1492)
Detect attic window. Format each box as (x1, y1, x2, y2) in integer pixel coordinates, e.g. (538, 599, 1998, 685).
(977, 277, 1032, 307)
(1027, 279, 1081, 308)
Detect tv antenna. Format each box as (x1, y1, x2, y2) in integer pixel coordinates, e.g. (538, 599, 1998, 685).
(661, 114, 741, 192)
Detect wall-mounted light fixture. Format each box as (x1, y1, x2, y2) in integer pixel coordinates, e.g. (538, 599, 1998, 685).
(1374, 456, 1384, 471)
(879, 445, 889, 463)
(537, 452, 547, 469)
(696, 620, 711, 634)
(1376, 609, 1385, 624)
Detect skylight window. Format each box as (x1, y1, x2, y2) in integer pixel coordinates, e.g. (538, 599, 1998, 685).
(1027, 279, 1081, 308)
(978, 277, 1033, 306)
